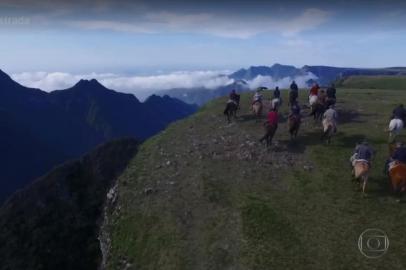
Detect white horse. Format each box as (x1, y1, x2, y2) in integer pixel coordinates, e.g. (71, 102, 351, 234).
(271, 97, 282, 110)
(389, 118, 404, 141)
(309, 95, 318, 106)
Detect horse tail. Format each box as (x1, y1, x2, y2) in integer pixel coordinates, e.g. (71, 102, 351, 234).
(322, 125, 332, 139)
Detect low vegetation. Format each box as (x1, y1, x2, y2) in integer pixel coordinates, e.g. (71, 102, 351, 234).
(106, 87, 406, 269)
(337, 75, 406, 90)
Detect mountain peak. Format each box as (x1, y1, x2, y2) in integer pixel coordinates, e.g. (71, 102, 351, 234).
(74, 78, 105, 88)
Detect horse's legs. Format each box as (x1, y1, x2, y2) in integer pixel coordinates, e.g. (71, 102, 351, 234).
(362, 175, 368, 194)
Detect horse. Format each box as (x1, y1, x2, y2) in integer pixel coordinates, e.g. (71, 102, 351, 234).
(252, 101, 263, 120)
(224, 101, 238, 123)
(321, 119, 336, 144)
(271, 98, 282, 111)
(310, 102, 326, 121)
(288, 91, 298, 106)
(387, 142, 406, 199)
(309, 95, 318, 106)
(388, 162, 406, 197)
(388, 118, 403, 142)
(352, 160, 370, 194)
(288, 115, 301, 140)
(260, 122, 277, 148)
(326, 97, 336, 107)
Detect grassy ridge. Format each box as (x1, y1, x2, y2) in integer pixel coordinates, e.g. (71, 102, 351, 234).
(106, 88, 406, 270)
(337, 75, 406, 90)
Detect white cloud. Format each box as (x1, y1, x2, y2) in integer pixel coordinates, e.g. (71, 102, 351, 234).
(247, 73, 317, 90)
(66, 20, 155, 33)
(281, 8, 330, 37)
(66, 8, 330, 39)
(12, 69, 318, 101)
(11, 70, 234, 100)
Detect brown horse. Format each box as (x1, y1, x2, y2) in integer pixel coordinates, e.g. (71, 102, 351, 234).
(389, 163, 406, 195)
(252, 101, 263, 120)
(353, 161, 370, 194)
(388, 143, 406, 197)
(288, 115, 301, 140)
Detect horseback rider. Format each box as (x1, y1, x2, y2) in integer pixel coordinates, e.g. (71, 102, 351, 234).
(228, 89, 240, 105)
(259, 107, 279, 146)
(289, 80, 299, 105)
(318, 89, 327, 105)
(252, 90, 263, 105)
(273, 86, 281, 99)
(290, 80, 298, 92)
(289, 100, 301, 121)
(326, 83, 336, 106)
(392, 104, 405, 121)
(350, 140, 375, 167)
(385, 142, 406, 175)
(309, 83, 319, 97)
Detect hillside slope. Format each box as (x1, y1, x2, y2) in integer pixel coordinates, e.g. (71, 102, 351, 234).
(0, 138, 138, 270)
(105, 89, 406, 270)
(337, 75, 406, 90)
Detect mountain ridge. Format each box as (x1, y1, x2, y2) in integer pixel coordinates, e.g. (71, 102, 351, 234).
(0, 70, 197, 203)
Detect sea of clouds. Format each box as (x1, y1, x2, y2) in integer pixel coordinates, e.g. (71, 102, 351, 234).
(11, 70, 317, 100)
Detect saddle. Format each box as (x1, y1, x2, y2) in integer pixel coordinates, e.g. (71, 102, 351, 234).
(227, 99, 238, 105)
(352, 159, 369, 167)
(389, 160, 403, 172)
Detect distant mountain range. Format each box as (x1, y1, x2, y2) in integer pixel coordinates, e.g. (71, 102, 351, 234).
(157, 79, 249, 106)
(0, 70, 197, 203)
(229, 63, 306, 81)
(158, 64, 406, 105)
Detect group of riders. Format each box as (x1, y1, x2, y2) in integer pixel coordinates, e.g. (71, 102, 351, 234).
(226, 80, 339, 145)
(350, 103, 406, 190)
(225, 81, 406, 195)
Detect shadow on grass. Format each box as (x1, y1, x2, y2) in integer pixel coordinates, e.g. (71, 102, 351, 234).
(277, 129, 328, 154)
(238, 113, 266, 123)
(337, 109, 362, 124)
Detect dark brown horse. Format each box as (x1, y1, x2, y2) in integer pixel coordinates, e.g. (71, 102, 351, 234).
(223, 95, 240, 123)
(260, 123, 277, 148)
(288, 115, 301, 140)
(310, 102, 326, 121)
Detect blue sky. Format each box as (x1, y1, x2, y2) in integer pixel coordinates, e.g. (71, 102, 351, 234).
(0, 0, 406, 74)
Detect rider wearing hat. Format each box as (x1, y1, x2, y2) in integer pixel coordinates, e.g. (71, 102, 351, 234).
(273, 86, 281, 99)
(351, 140, 375, 166)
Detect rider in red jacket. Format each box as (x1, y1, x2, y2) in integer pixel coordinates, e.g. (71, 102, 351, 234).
(309, 83, 319, 96)
(267, 109, 279, 127)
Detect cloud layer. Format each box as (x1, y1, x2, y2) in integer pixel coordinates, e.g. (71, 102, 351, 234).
(11, 70, 316, 100)
(11, 70, 234, 99)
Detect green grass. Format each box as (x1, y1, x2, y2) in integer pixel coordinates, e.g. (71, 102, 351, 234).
(106, 88, 406, 270)
(337, 75, 406, 90)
